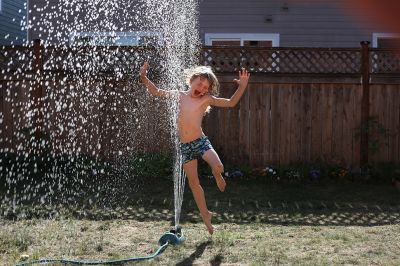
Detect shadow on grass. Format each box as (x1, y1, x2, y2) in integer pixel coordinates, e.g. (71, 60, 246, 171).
(175, 241, 212, 266)
(209, 254, 224, 266)
(1, 177, 399, 227)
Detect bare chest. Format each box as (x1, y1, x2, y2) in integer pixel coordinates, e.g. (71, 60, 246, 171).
(179, 93, 208, 116)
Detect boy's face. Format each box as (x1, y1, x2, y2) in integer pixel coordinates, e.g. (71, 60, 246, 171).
(189, 76, 211, 98)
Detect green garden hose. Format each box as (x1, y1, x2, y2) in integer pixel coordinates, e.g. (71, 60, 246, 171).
(15, 227, 185, 265)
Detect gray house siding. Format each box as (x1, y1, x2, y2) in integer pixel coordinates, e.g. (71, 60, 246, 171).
(0, 0, 27, 45)
(199, 0, 381, 47)
(28, 0, 87, 45)
(28, 0, 151, 46)
(26, 0, 387, 47)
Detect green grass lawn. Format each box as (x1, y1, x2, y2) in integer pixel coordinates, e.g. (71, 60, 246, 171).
(1, 176, 400, 265)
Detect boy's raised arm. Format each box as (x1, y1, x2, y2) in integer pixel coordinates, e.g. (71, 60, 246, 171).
(140, 62, 172, 98)
(210, 68, 250, 108)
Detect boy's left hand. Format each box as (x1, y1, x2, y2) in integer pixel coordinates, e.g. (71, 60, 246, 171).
(233, 68, 250, 88)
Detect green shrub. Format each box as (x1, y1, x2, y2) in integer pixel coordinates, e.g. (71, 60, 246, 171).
(123, 152, 173, 178)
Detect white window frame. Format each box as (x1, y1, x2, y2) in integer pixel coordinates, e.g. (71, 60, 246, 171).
(69, 31, 163, 46)
(372, 33, 399, 48)
(204, 33, 280, 47)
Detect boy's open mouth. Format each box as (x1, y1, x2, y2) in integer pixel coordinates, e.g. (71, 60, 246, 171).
(193, 90, 201, 96)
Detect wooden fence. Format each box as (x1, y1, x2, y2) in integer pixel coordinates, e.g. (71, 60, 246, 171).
(204, 80, 400, 167)
(0, 79, 172, 159)
(202, 44, 400, 166)
(1, 40, 399, 166)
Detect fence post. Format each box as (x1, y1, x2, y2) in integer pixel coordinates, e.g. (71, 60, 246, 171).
(33, 39, 44, 139)
(360, 41, 370, 166)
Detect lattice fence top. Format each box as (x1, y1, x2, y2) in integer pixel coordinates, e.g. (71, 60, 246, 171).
(1, 45, 161, 81)
(1, 44, 400, 80)
(0, 46, 34, 78)
(370, 49, 400, 74)
(42, 46, 159, 78)
(201, 46, 362, 74)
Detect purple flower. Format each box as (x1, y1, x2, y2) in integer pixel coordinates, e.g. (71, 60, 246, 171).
(309, 169, 321, 180)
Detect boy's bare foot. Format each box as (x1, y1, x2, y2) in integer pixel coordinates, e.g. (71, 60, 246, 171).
(201, 211, 214, 235)
(215, 175, 226, 192)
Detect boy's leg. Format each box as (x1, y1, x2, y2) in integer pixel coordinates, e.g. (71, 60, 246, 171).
(202, 149, 226, 192)
(183, 159, 214, 235)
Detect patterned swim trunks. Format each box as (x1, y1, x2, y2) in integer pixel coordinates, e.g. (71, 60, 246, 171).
(180, 136, 213, 164)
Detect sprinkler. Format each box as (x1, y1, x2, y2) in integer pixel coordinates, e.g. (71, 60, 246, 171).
(158, 226, 185, 246)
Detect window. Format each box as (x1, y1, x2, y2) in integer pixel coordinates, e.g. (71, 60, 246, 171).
(69, 31, 162, 46)
(204, 33, 280, 47)
(204, 33, 280, 72)
(372, 33, 400, 48)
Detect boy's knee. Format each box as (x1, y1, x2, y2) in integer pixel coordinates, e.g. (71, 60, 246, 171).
(188, 178, 200, 189)
(212, 164, 224, 174)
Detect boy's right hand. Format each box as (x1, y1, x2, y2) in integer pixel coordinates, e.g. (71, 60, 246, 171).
(140, 62, 149, 79)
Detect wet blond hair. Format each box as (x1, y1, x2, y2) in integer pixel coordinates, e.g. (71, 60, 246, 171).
(184, 66, 220, 96)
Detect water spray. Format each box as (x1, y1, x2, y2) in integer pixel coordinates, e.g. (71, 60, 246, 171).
(4, 0, 198, 264)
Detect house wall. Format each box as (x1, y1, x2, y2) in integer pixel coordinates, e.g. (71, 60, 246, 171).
(198, 0, 384, 47)
(27, 0, 159, 46)
(26, 0, 390, 47)
(0, 0, 27, 45)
